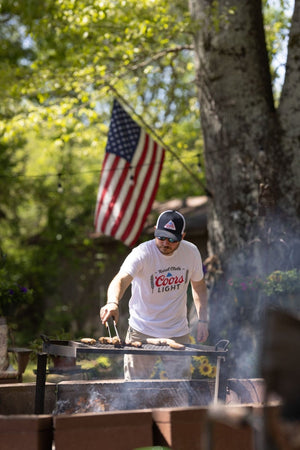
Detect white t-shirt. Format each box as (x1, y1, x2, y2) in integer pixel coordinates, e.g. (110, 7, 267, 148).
(120, 239, 204, 337)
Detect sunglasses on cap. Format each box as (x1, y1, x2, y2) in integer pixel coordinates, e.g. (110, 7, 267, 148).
(156, 236, 179, 243)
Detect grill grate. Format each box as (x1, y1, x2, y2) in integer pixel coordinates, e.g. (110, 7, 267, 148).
(42, 338, 229, 358)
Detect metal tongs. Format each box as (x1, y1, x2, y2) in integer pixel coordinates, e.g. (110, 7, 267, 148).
(105, 317, 121, 341)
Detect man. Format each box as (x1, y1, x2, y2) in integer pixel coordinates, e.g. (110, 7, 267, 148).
(100, 210, 209, 380)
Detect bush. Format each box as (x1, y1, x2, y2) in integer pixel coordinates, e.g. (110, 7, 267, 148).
(263, 269, 300, 297)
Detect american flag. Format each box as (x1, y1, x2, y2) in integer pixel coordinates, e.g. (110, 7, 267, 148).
(94, 99, 165, 247)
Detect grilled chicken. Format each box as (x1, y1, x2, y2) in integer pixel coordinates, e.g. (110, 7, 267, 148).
(98, 336, 113, 344)
(80, 338, 96, 345)
(111, 336, 122, 346)
(167, 340, 186, 350)
(125, 340, 143, 348)
(98, 336, 122, 346)
(146, 338, 185, 350)
(97, 336, 184, 349)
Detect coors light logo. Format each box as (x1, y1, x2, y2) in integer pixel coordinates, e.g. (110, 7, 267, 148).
(151, 267, 188, 293)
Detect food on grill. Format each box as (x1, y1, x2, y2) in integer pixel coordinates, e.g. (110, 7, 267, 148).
(96, 336, 184, 349)
(125, 340, 143, 348)
(146, 338, 185, 350)
(168, 341, 186, 350)
(111, 336, 122, 346)
(80, 338, 96, 345)
(98, 336, 112, 344)
(98, 336, 122, 346)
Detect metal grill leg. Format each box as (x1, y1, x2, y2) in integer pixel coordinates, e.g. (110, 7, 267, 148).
(34, 352, 47, 414)
(213, 356, 221, 404)
(213, 356, 227, 404)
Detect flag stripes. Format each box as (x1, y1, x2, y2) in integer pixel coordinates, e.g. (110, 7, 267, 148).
(94, 101, 165, 247)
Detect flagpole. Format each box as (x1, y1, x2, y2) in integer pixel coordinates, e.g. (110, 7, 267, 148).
(105, 82, 213, 198)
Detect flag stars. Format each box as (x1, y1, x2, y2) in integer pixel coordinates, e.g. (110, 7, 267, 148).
(106, 100, 141, 163)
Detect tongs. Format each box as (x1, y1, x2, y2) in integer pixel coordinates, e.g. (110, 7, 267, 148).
(105, 317, 120, 341)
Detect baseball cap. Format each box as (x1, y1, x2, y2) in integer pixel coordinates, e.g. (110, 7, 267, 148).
(154, 210, 186, 242)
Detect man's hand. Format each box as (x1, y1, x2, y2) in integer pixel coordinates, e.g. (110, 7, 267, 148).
(100, 303, 119, 325)
(197, 322, 209, 343)
(100, 271, 132, 325)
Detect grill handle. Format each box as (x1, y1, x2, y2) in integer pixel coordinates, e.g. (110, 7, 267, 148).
(214, 339, 230, 351)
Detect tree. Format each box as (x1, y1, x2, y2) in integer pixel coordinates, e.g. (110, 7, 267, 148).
(0, 0, 298, 362)
(189, 0, 299, 375)
(189, 0, 299, 260)
(0, 0, 205, 201)
(0, 0, 206, 341)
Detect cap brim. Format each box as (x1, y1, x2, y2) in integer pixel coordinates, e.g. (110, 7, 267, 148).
(154, 229, 182, 242)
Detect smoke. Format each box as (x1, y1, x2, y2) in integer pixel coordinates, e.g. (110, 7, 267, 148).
(53, 380, 215, 415)
(200, 218, 300, 380)
(53, 386, 108, 415)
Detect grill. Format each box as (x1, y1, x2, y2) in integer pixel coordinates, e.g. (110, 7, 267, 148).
(42, 338, 229, 357)
(35, 337, 229, 414)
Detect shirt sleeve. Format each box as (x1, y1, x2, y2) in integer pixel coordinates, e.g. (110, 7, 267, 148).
(119, 247, 143, 278)
(190, 245, 204, 281)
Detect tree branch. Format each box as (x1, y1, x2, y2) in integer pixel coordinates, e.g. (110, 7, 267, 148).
(129, 45, 194, 71)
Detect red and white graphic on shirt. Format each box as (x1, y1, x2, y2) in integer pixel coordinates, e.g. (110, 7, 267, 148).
(151, 268, 188, 293)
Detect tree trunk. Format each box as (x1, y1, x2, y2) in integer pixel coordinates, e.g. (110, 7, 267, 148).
(189, 0, 300, 376)
(278, 1, 300, 220)
(189, 0, 299, 274)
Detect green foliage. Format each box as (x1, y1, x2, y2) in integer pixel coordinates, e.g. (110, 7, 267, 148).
(78, 355, 124, 380)
(227, 274, 263, 294)
(0, 0, 294, 344)
(0, 269, 34, 317)
(0, 252, 34, 318)
(263, 269, 300, 297)
(263, 0, 293, 99)
(227, 269, 300, 298)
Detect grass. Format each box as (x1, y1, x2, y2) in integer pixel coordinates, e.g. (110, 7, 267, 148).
(22, 360, 37, 383)
(18, 355, 124, 383)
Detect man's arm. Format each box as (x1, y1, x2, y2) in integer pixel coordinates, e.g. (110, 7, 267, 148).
(100, 271, 133, 324)
(190, 278, 209, 342)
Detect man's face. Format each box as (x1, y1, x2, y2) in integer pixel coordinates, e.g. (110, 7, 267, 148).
(154, 236, 181, 255)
